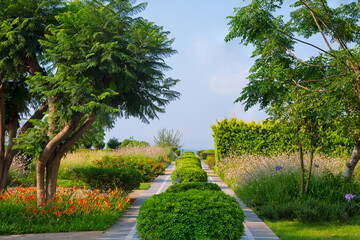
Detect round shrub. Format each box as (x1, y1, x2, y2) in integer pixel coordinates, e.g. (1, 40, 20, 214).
(175, 158, 201, 168)
(171, 167, 207, 184)
(181, 151, 195, 157)
(72, 167, 142, 192)
(137, 190, 245, 240)
(175, 156, 201, 167)
(166, 182, 221, 193)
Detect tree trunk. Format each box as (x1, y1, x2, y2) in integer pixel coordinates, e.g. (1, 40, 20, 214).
(344, 135, 360, 182)
(0, 102, 46, 192)
(36, 114, 96, 204)
(0, 83, 6, 192)
(299, 142, 305, 194)
(305, 147, 314, 194)
(0, 116, 19, 190)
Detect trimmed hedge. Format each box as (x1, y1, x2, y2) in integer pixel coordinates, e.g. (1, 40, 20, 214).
(197, 149, 215, 159)
(166, 182, 221, 193)
(72, 167, 142, 192)
(137, 189, 245, 240)
(175, 157, 201, 168)
(181, 151, 195, 157)
(171, 167, 207, 184)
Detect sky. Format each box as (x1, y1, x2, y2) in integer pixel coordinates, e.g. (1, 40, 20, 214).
(105, 0, 268, 150)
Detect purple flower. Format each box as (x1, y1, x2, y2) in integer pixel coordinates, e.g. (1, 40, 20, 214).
(345, 193, 356, 202)
(275, 166, 283, 171)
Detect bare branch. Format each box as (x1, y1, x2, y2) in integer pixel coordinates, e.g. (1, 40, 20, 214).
(298, 73, 348, 83)
(302, 0, 333, 51)
(285, 47, 338, 68)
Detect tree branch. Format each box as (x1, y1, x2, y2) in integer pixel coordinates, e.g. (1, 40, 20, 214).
(303, 0, 333, 51)
(285, 47, 338, 68)
(20, 103, 48, 134)
(298, 73, 348, 83)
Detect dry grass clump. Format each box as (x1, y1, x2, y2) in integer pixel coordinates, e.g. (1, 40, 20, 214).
(218, 152, 348, 188)
(59, 146, 169, 174)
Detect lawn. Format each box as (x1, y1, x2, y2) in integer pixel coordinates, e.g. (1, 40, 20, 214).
(265, 216, 360, 240)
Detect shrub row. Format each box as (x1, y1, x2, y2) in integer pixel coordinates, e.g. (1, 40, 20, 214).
(70, 155, 167, 192)
(137, 153, 245, 239)
(211, 118, 354, 160)
(172, 152, 207, 184)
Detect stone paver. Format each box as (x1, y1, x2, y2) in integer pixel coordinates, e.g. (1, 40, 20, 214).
(0, 160, 279, 240)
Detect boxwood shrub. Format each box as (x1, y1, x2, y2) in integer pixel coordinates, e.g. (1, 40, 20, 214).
(171, 167, 207, 184)
(166, 182, 221, 193)
(72, 167, 142, 192)
(181, 151, 195, 157)
(175, 157, 201, 168)
(137, 189, 245, 240)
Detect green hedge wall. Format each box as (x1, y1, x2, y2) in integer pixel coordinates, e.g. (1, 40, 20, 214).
(212, 118, 353, 161)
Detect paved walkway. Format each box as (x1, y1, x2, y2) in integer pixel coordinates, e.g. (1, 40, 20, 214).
(0, 161, 279, 240)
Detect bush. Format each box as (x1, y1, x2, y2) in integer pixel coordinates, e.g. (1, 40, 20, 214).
(171, 167, 207, 184)
(206, 154, 215, 169)
(181, 151, 195, 157)
(107, 138, 121, 149)
(120, 139, 149, 148)
(137, 189, 245, 240)
(93, 155, 166, 182)
(197, 149, 215, 159)
(166, 182, 221, 193)
(72, 167, 142, 192)
(153, 128, 183, 149)
(175, 157, 201, 168)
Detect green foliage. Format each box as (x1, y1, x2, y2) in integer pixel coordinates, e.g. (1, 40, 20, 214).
(153, 128, 183, 149)
(71, 166, 141, 192)
(197, 149, 215, 159)
(120, 139, 149, 148)
(175, 157, 201, 168)
(236, 169, 360, 223)
(166, 182, 221, 193)
(212, 118, 353, 159)
(171, 167, 207, 184)
(93, 155, 167, 182)
(182, 151, 195, 157)
(136, 189, 245, 240)
(107, 138, 121, 149)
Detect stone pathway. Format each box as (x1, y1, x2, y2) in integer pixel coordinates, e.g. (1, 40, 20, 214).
(0, 161, 279, 240)
(201, 162, 279, 240)
(99, 161, 279, 240)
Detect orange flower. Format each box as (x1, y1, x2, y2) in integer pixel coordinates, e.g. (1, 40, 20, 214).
(48, 208, 52, 212)
(54, 212, 58, 215)
(33, 210, 38, 214)
(40, 203, 44, 207)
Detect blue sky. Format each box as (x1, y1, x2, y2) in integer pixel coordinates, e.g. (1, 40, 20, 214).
(105, 0, 268, 150)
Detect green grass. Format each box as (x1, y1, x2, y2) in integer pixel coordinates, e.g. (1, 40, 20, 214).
(136, 182, 152, 190)
(265, 216, 360, 240)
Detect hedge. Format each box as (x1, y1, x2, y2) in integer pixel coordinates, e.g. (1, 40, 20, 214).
(72, 167, 142, 192)
(171, 167, 207, 184)
(175, 157, 201, 168)
(166, 182, 221, 193)
(136, 189, 245, 240)
(212, 118, 354, 169)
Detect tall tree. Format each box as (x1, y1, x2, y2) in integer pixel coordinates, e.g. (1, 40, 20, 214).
(2, 0, 180, 203)
(0, 0, 65, 191)
(226, 0, 360, 182)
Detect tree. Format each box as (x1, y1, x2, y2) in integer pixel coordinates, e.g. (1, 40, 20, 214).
(107, 138, 121, 149)
(2, 0, 180, 204)
(0, 0, 65, 191)
(153, 128, 183, 149)
(226, 0, 360, 182)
